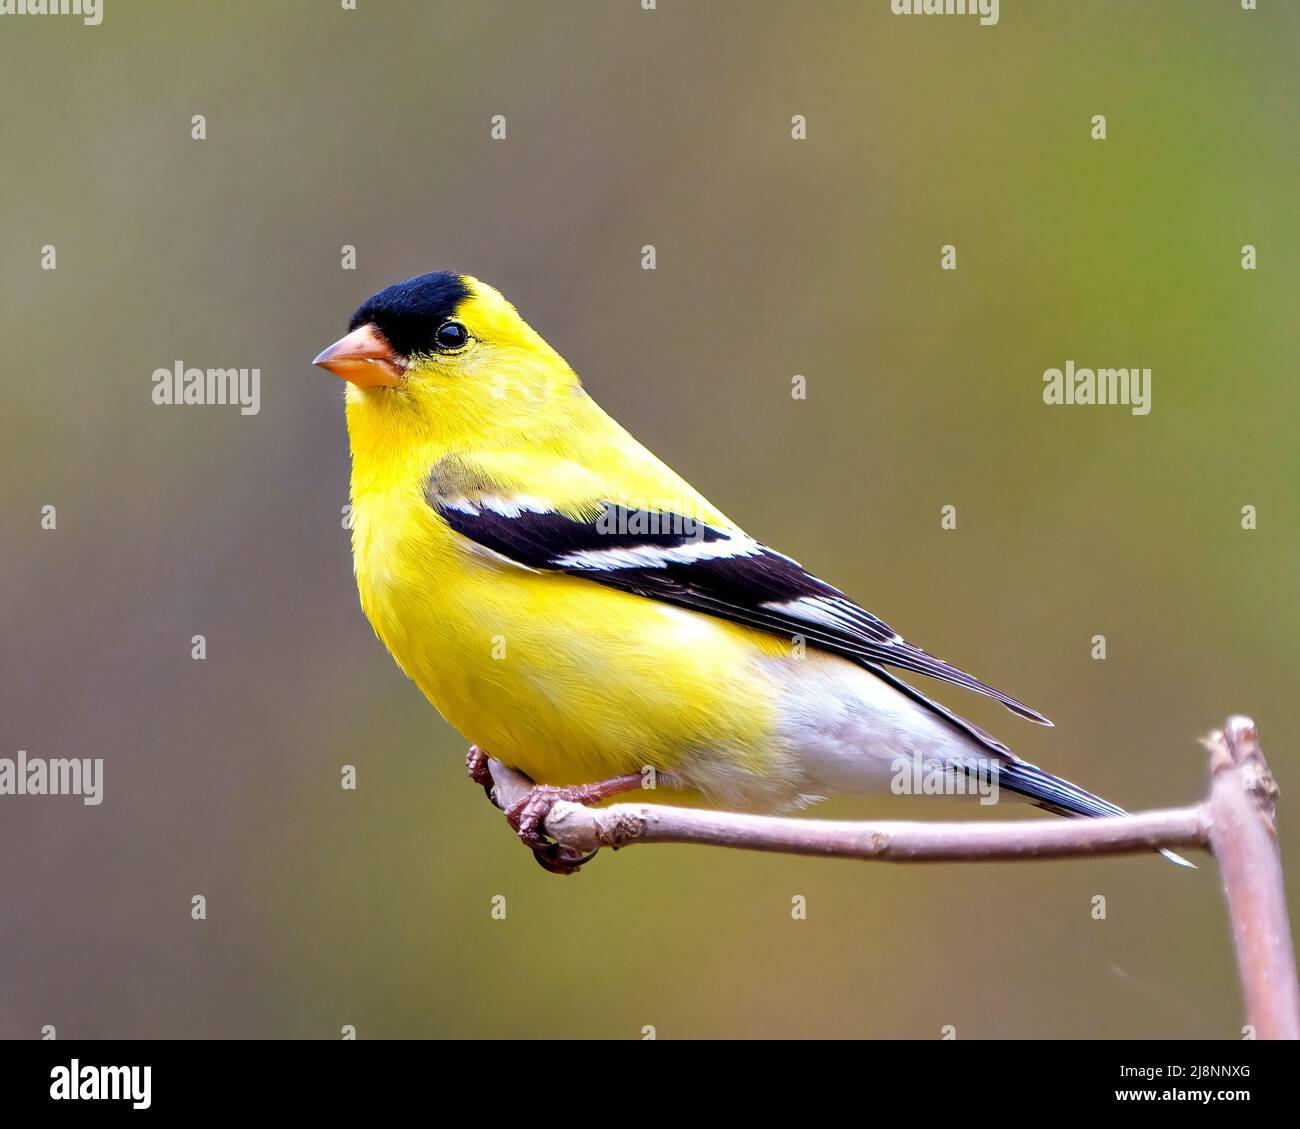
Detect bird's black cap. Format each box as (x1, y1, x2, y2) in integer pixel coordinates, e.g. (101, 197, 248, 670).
(349, 272, 473, 358)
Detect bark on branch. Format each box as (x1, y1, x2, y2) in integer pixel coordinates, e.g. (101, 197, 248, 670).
(480, 715, 1298, 1038)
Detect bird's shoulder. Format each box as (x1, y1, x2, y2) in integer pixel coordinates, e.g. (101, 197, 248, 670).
(423, 444, 736, 532)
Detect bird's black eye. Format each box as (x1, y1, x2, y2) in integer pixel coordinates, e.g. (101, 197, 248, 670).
(434, 320, 470, 351)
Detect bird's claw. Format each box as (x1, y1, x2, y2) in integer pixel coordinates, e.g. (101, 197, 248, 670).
(530, 841, 599, 876)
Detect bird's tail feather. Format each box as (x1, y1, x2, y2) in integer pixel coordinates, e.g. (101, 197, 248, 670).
(997, 761, 1195, 869)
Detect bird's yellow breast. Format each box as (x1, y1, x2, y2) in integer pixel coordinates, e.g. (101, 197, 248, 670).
(350, 476, 784, 790)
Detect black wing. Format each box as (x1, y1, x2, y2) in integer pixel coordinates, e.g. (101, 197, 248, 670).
(428, 491, 1051, 729)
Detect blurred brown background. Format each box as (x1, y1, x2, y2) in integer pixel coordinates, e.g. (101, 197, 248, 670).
(1, 0, 1297, 1038)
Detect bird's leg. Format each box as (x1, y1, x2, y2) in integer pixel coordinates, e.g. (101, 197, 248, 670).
(506, 773, 644, 875)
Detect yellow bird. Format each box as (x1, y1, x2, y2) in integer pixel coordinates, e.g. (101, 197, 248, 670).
(314, 272, 1184, 872)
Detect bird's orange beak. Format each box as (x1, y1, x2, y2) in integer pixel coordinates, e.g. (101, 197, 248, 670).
(313, 324, 403, 388)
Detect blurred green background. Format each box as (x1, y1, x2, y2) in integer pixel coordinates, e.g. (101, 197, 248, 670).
(1, 0, 1296, 1039)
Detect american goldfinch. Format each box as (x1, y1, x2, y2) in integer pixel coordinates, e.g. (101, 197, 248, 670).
(314, 272, 1186, 872)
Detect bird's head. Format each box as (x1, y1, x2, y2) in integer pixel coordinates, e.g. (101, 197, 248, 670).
(314, 271, 581, 446)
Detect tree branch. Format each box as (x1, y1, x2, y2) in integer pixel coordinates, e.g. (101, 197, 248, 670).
(480, 715, 1297, 1037)
(487, 759, 1208, 861)
(1204, 716, 1300, 1040)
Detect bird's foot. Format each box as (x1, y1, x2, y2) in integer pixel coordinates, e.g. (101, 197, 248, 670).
(466, 745, 494, 799)
(505, 774, 643, 875)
